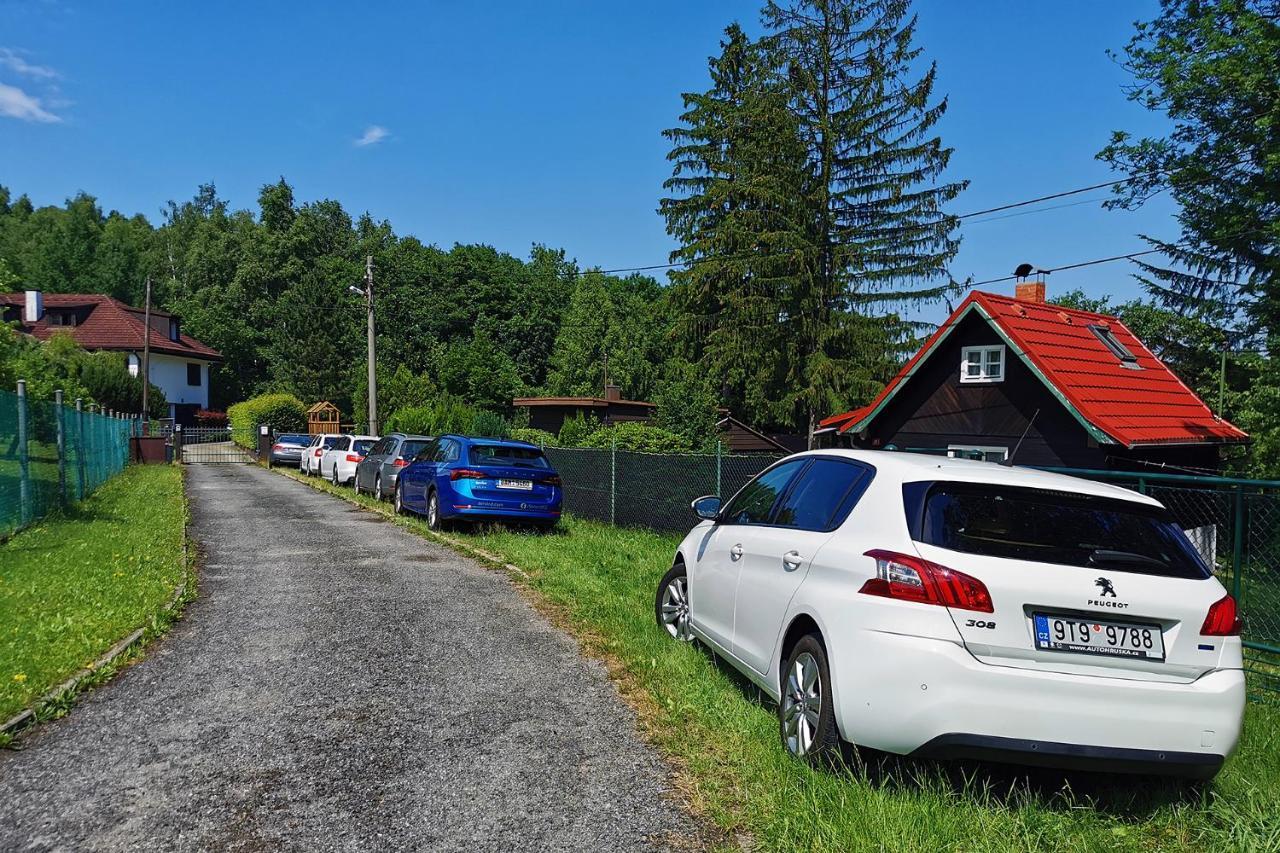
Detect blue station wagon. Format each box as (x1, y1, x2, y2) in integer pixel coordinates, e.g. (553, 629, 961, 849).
(394, 435, 563, 530)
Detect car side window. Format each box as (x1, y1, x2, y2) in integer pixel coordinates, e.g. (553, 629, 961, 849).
(413, 440, 438, 462)
(442, 441, 461, 463)
(721, 460, 807, 525)
(772, 458, 874, 532)
(369, 438, 389, 456)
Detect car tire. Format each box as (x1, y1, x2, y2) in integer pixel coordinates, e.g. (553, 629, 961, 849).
(426, 489, 443, 531)
(394, 481, 408, 516)
(332, 466, 340, 487)
(779, 635, 841, 764)
(654, 561, 693, 642)
(353, 474, 361, 495)
(374, 474, 383, 502)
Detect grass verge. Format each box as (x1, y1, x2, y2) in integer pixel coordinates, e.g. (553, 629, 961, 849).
(0, 463, 192, 732)
(278, 465, 1280, 852)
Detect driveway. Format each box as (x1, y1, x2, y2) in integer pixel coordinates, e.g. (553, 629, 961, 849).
(0, 464, 696, 851)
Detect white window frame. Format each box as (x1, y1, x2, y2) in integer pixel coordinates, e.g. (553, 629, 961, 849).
(959, 344, 1005, 384)
(947, 444, 1009, 463)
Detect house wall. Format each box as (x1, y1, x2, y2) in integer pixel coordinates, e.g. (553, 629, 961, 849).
(145, 353, 211, 412)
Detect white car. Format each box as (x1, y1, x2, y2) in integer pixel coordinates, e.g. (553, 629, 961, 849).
(656, 450, 1245, 779)
(320, 434, 377, 486)
(300, 433, 344, 476)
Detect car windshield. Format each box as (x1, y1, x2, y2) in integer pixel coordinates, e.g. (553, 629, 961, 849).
(353, 439, 376, 454)
(401, 440, 429, 459)
(912, 482, 1210, 580)
(468, 445, 549, 469)
(278, 434, 309, 445)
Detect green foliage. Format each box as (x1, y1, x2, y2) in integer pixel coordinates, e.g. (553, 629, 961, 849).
(78, 351, 168, 419)
(557, 412, 595, 447)
(384, 394, 510, 438)
(653, 361, 721, 450)
(1, 329, 164, 416)
(1099, 0, 1280, 339)
(575, 421, 692, 453)
(470, 410, 511, 439)
(508, 427, 558, 448)
(353, 362, 439, 430)
(227, 393, 307, 448)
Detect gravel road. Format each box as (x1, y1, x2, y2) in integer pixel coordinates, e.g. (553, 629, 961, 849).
(0, 463, 696, 852)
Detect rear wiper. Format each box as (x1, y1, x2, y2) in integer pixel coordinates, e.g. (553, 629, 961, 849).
(1088, 549, 1168, 570)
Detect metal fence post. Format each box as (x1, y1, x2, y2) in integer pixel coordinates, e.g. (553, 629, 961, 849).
(715, 440, 722, 497)
(54, 388, 67, 504)
(16, 380, 31, 526)
(75, 398, 86, 500)
(1232, 486, 1244, 602)
(610, 434, 617, 526)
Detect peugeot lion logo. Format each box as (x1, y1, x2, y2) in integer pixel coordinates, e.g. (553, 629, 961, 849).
(1095, 577, 1117, 598)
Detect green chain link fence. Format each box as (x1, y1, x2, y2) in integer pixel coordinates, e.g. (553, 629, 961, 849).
(1, 382, 135, 539)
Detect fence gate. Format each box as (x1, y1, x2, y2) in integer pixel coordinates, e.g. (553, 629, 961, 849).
(179, 426, 259, 463)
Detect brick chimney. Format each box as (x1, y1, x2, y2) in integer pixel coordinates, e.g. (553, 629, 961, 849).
(23, 290, 43, 324)
(1015, 280, 1046, 304)
(603, 384, 621, 401)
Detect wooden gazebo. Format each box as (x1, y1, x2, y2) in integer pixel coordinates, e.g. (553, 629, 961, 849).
(307, 401, 341, 435)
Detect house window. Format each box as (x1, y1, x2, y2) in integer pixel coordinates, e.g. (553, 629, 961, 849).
(960, 345, 1005, 383)
(127, 353, 140, 377)
(187, 363, 202, 386)
(948, 444, 1008, 463)
(1088, 324, 1141, 369)
(169, 318, 181, 342)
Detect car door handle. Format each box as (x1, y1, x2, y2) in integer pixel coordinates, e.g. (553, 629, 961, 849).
(730, 544, 744, 561)
(782, 550, 803, 571)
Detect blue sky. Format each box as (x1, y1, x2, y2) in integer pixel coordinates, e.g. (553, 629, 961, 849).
(1, 1, 1175, 321)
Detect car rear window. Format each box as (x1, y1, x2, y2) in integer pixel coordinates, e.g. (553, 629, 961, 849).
(353, 439, 375, 454)
(909, 481, 1210, 579)
(400, 440, 429, 460)
(468, 445, 549, 469)
(278, 434, 309, 445)
(322, 437, 343, 449)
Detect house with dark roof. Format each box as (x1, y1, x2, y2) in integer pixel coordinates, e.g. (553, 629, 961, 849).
(818, 282, 1248, 471)
(2, 290, 222, 426)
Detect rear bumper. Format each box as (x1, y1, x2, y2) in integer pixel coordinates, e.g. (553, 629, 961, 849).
(911, 733, 1224, 779)
(832, 629, 1245, 776)
(447, 505, 561, 522)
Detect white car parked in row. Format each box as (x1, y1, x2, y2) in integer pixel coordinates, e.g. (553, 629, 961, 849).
(320, 434, 377, 486)
(300, 433, 344, 476)
(656, 450, 1245, 779)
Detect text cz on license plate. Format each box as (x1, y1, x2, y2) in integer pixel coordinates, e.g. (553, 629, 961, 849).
(497, 479, 533, 491)
(1033, 613, 1165, 661)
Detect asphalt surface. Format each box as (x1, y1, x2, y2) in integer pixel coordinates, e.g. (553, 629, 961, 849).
(0, 464, 696, 852)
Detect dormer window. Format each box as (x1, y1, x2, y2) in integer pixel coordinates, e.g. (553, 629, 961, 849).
(960, 345, 1004, 383)
(169, 318, 180, 341)
(1088, 324, 1141, 369)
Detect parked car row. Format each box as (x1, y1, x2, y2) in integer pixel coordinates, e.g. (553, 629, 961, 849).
(276, 430, 563, 531)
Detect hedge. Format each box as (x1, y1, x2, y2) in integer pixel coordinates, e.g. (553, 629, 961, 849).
(227, 393, 307, 448)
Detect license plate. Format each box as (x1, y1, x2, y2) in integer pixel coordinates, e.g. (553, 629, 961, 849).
(1033, 613, 1165, 661)
(497, 479, 533, 491)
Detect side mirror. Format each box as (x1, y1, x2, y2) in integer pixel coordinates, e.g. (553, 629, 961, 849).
(691, 495, 723, 521)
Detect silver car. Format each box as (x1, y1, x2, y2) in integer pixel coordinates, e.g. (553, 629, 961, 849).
(353, 433, 434, 500)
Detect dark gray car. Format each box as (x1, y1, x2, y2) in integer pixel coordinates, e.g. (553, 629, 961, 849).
(270, 433, 312, 467)
(354, 433, 434, 500)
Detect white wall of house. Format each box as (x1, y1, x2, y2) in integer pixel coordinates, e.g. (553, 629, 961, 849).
(136, 352, 212, 413)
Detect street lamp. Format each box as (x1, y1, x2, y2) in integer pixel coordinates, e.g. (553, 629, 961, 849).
(353, 256, 377, 435)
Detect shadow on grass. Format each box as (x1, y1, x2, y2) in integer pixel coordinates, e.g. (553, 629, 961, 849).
(692, 639, 1207, 820)
(0, 500, 131, 552)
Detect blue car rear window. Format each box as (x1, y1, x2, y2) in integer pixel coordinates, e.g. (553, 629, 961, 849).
(468, 445, 549, 469)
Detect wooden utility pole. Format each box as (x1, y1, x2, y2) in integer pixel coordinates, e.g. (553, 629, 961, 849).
(364, 256, 378, 436)
(141, 275, 152, 433)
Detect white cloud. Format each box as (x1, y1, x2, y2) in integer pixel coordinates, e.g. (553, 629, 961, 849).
(354, 125, 389, 147)
(0, 48, 58, 79)
(0, 81, 61, 122)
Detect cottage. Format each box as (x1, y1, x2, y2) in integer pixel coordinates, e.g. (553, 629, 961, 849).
(513, 385, 657, 434)
(819, 283, 1249, 471)
(2, 289, 222, 426)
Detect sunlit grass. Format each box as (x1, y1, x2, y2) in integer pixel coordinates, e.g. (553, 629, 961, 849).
(282, 465, 1280, 851)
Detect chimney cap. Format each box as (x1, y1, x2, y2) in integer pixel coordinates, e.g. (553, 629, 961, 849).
(603, 384, 621, 401)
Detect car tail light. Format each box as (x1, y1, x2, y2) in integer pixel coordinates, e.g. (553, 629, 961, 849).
(859, 549, 993, 613)
(449, 468, 486, 481)
(393, 458, 409, 467)
(345, 454, 363, 463)
(314, 449, 322, 456)
(272, 444, 284, 452)
(543, 475, 562, 486)
(1201, 593, 1242, 636)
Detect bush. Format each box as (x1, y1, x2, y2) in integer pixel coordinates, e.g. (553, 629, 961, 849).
(557, 412, 595, 447)
(384, 394, 510, 438)
(471, 410, 510, 439)
(509, 427, 558, 447)
(227, 393, 307, 448)
(576, 421, 692, 453)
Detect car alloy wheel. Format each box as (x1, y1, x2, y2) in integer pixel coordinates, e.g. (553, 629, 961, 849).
(781, 652, 823, 757)
(427, 491, 441, 530)
(655, 566, 693, 641)
(332, 466, 339, 486)
(353, 475, 361, 495)
(374, 475, 383, 501)
(394, 482, 405, 515)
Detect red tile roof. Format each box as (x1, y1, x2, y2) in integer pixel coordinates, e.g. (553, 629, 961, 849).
(821, 290, 1247, 447)
(1, 292, 221, 361)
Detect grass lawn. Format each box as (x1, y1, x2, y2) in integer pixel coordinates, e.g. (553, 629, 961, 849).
(281, 467, 1280, 852)
(0, 463, 188, 724)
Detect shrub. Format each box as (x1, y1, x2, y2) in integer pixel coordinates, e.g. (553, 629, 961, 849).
(227, 393, 307, 448)
(384, 394, 510, 438)
(576, 421, 692, 453)
(470, 410, 510, 439)
(509, 427, 558, 447)
(557, 412, 595, 447)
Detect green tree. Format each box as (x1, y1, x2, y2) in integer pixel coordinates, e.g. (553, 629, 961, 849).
(653, 360, 721, 450)
(1099, 0, 1280, 341)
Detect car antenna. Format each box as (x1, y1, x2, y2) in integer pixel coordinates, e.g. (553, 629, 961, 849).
(1001, 409, 1040, 467)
